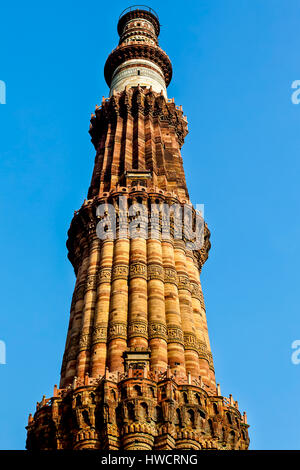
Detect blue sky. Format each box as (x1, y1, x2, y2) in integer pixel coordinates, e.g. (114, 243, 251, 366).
(0, 0, 299, 450)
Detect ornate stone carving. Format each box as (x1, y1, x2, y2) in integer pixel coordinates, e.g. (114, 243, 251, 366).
(129, 262, 147, 279)
(98, 267, 112, 283)
(147, 264, 164, 281)
(79, 328, 92, 351)
(178, 274, 191, 292)
(167, 325, 184, 345)
(27, 374, 249, 450)
(197, 341, 209, 361)
(85, 274, 97, 293)
(164, 267, 178, 284)
(112, 264, 129, 280)
(128, 321, 148, 339)
(190, 281, 201, 300)
(108, 322, 127, 340)
(148, 322, 167, 341)
(207, 351, 215, 372)
(92, 323, 108, 343)
(184, 332, 198, 352)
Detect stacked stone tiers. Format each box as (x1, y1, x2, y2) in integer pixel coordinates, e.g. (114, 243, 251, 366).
(104, 8, 172, 97)
(26, 369, 249, 450)
(61, 185, 214, 393)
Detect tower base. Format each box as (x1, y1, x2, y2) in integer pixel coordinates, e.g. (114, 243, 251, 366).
(26, 368, 249, 450)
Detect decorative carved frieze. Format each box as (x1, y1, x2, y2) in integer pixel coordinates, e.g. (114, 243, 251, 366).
(184, 332, 198, 352)
(92, 323, 108, 344)
(164, 267, 178, 284)
(197, 341, 209, 361)
(108, 322, 127, 341)
(178, 274, 191, 292)
(147, 263, 164, 281)
(190, 281, 201, 300)
(167, 325, 184, 345)
(98, 267, 112, 284)
(148, 322, 168, 341)
(111, 264, 129, 281)
(129, 262, 147, 279)
(128, 321, 148, 339)
(207, 351, 215, 372)
(78, 327, 92, 351)
(85, 274, 97, 293)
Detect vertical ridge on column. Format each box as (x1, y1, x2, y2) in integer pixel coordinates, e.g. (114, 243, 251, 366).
(174, 240, 200, 378)
(61, 236, 90, 386)
(128, 234, 148, 349)
(110, 114, 123, 189)
(88, 129, 107, 198)
(107, 238, 129, 372)
(124, 103, 133, 173)
(147, 236, 168, 371)
(76, 233, 100, 379)
(162, 239, 186, 375)
(90, 239, 114, 377)
(186, 252, 210, 384)
(197, 274, 216, 389)
(153, 116, 168, 191)
(99, 122, 115, 194)
(144, 98, 156, 180)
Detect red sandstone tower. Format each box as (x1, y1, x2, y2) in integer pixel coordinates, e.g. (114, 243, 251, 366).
(26, 6, 250, 450)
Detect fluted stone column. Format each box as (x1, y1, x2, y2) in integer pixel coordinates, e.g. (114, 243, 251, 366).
(107, 238, 129, 372)
(174, 240, 200, 378)
(76, 233, 101, 379)
(60, 236, 90, 387)
(186, 252, 210, 384)
(161, 239, 186, 375)
(147, 238, 168, 371)
(198, 276, 216, 389)
(90, 239, 114, 376)
(128, 237, 148, 349)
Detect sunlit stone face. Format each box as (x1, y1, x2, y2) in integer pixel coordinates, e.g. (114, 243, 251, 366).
(109, 59, 167, 97)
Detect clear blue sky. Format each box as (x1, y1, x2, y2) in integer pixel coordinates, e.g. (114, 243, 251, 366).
(0, 0, 299, 450)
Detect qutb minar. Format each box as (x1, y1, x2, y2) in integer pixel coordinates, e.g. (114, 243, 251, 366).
(26, 6, 250, 450)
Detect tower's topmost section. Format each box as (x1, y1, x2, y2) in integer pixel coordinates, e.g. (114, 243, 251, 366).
(104, 6, 172, 98)
(117, 6, 160, 38)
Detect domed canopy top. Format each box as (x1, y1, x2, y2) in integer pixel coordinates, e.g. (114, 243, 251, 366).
(117, 5, 160, 37)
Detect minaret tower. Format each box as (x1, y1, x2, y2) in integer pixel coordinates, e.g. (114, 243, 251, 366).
(26, 6, 249, 450)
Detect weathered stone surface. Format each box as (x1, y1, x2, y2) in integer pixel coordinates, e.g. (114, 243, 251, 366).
(26, 371, 249, 450)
